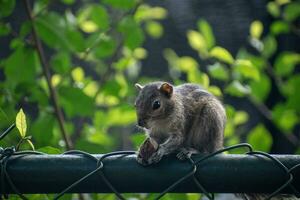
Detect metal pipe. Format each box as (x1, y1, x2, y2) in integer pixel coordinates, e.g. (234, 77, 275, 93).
(3, 154, 300, 194)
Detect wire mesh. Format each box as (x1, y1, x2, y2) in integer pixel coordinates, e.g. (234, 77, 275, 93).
(1, 124, 300, 200)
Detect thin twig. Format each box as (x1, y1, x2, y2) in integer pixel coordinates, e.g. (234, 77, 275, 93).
(72, 3, 142, 143)
(265, 62, 284, 92)
(23, 0, 73, 150)
(70, 117, 86, 144)
(247, 96, 273, 120)
(32, 0, 55, 18)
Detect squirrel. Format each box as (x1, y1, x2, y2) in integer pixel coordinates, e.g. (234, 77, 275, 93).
(134, 82, 295, 200)
(134, 81, 226, 165)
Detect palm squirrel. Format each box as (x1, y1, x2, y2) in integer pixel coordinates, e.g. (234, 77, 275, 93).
(134, 81, 226, 165)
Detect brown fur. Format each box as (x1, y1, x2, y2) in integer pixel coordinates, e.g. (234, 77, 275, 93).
(135, 82, 226, 165)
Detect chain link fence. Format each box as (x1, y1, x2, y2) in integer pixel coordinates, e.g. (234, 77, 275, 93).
(1, 124, 300, 200)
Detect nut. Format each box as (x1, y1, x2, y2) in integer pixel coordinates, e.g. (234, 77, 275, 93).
(138, 138, 158, 161)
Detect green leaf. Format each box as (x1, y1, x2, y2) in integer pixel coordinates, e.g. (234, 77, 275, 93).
(25, 194, 50, 200)
(163, 48, 179, 69)
(225, 104, 236, 119)
(197, 19, 215, 49)
(262, 35, 277, 58)
(276, 0, 290, 6)
(16, 108, 27, 138)
(115, 73, 130, 97)
(27, 86, 48, 107)
(0, 0, 15, 18)
(133, 48, 147, 59)
(36, 12, 85, 52)
(250, 74, 271, 102)
(134, 5, 167, 22)
(90, 5, 109, 30)
(207, 62, 229, 81)
(0, 22, 11, 36)
(118, 16, 144, 50)
(96, 94, 120, 107)
(281, 75, 300, 112)
(187, 30, 207, 53)
(83, 81, 99, 97)
(188, 71, 210, 88)
(284, 2, 300, 21)
(267, 2, 280, 17)
(77, 5, 109, 32)
(271, 20, 290, 35)
(106, 104, 136, 126)
(103, 0, 137, 10)
(65, 30, 85, 52)
(234, 59, 260, 81)
(71, 67, 85, 82)
(237, 48, 266, 70)
(281, 75, 300, 97)
(164, 194, 188, 200)
(36, 13, 71, 51)
(87, 128, 113, 146)
(275, 52, 300, 77)
(224, 121, 235, 138)
(58, 86, 95, 117)
(225, 81, 250, 97)
(37, 146, 62, 154)
(26, 139, 35, 151)
(233, 111, 249, 126)
(33, 0, 50, 15)
(102, 79, 122, 97)
(225, 115, 236, 138)
(145, 21, 163, 39)
(19, 21, 32, 38)
(208, 85, 222, 97)
(50, 52, 71, 74)
(272, 103, 299, 133)
(250, 20, 263, 39)
(177, 56, 198, 73)
(210, 46, 234, 64)
(247, 124, 272, 152)
(4, 47, 39, 88)
(79, 21, 98, 33)
(61, 0, 75, 5)
(187, 194, 201, 200)
(94, 35, 116, 58)
(31, 114, 55, 146)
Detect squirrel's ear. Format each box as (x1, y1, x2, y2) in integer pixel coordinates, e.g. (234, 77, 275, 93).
(159, 82, 173, 97)
(135, 83, 143, 91)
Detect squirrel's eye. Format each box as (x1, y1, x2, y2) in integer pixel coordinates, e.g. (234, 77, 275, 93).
(152, 100, 161, 110)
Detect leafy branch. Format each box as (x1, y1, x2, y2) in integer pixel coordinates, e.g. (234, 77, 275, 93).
(23, 0, 72, 150)
(15, 108, 35, 151)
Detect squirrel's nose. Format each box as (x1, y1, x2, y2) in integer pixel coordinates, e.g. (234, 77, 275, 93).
(138, 118, 146, 127)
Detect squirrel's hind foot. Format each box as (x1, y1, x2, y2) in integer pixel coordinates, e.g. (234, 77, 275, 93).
(176, 148, 199, 161)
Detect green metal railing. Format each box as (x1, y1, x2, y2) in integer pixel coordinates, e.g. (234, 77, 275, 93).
(2, 152, 300, 196)
(1, 123, 300, 200)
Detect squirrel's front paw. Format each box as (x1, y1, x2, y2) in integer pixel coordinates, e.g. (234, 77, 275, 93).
(148, 149, 164, 164)
(136, 138, 159, 166)
(136, 153, 150, 166)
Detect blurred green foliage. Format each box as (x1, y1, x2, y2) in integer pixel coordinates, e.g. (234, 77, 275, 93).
(0, 0, 299, 199)
(165, 0, 300, 154)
